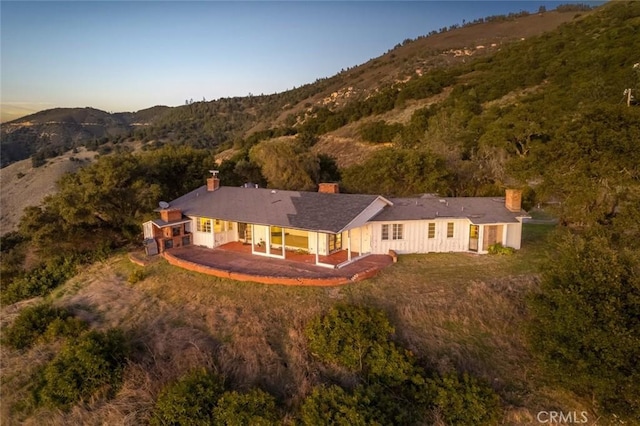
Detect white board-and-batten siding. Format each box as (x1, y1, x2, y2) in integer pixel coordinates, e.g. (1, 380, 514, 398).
(371, 219, 471, 254)
(191, 218, 214, 248)
(505, 221, 523, 250)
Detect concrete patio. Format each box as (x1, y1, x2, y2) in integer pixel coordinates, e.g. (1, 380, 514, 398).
(162, 244, 394, 286)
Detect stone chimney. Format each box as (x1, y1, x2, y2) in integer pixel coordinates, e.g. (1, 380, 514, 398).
(318, 183, 339, 194)
(505, 189, 523, 212)
(207, 170, 220, 192)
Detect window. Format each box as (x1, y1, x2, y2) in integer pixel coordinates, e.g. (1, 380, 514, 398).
(328, 233, 342, 252)
(164, 239, 173, 249)
(447, 222, 454, 238)
(214, 220, 231, 233)
(382, 224, 403, 240)
(428, 223, 435, 239)
(392, 224, 403, 240)
(196, 218, 211, 233)
(172, 226, 181, 237)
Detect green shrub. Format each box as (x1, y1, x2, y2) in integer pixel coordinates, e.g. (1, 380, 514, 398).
(1, 303, 87, 350)
(527, 233, 640, 417)
(359, 121, 404, 143)
(1, 256, 78, 305)
(428, 372, 501, 425)
(127, 269, 146, 284)
(363, 342, 416, 385)
(213, 388, 279, 425)
(299, 385, 375, 426)
(34, 329, 128, 410)
(305, 304, 394, 373)
(487, 243, 515, 255)
(151, 368, 224, 426)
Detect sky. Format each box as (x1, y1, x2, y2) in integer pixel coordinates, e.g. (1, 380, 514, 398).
(0, 1, 604, 122)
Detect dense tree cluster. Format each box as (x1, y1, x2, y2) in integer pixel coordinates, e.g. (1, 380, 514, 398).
(527, 230, 640, 417)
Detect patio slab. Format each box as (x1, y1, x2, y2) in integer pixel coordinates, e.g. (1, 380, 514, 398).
(162, 245, 393, 286)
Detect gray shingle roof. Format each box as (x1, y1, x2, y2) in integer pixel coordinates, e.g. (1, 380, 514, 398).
(167, 186, 386, 233)
(371, 196, 527, 224)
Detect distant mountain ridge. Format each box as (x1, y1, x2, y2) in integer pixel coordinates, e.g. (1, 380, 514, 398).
(0, 106, 171, 167)
(0, 7, 589, 168)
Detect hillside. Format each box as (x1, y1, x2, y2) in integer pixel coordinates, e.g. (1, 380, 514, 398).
(2, 3, 640, 424)
(0, 8, 587, 168)
(0, 106, 170, 167)
(2, 225, 584, 425)
(0, 148, 97, 235)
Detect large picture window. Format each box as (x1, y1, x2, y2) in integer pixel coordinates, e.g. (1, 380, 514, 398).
(382, 224, 403, 240)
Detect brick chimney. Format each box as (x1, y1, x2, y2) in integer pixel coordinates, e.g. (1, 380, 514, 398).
(318, 183, 339, 194)
(207, 177, 220, 192)
(207, 170, 220, 192)
(505, 189, 522, 212)
(160, 208, 182, 222)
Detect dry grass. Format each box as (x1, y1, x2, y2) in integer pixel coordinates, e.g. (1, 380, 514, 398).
(1, 224, 597, 425)
(0, 148, 96, 235)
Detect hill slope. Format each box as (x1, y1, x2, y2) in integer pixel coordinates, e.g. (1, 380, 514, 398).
(0, 106, 170, 167)
(0, 8, 588, 168)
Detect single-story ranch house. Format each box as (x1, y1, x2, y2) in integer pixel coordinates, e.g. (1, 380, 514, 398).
(143, 175, 528, 269)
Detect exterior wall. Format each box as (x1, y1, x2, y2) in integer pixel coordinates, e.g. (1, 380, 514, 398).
(371, 219, 470, 254)
(143, 221, 154, 239)
(506, 221, 523, 249)
(192, 218, 214, 248)
(343, 225, 372, 254)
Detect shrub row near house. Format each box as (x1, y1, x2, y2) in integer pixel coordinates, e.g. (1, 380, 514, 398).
(303, 304, 502, 425)
(1, 303, 87, 350)
(487, 242, 515, 255)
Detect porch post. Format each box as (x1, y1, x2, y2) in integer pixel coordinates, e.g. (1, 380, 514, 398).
(282, 227, 286, 259)
(251, 224, 256, 254)
(360, 228, 364, 254)
(315, 232, 319, 265)
(347, 230, 352, 261)
(266, 226, 271, 255)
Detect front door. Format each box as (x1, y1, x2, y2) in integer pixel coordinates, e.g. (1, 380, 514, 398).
(469, 225, 479, 252)
(238, 222, 248, 242)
